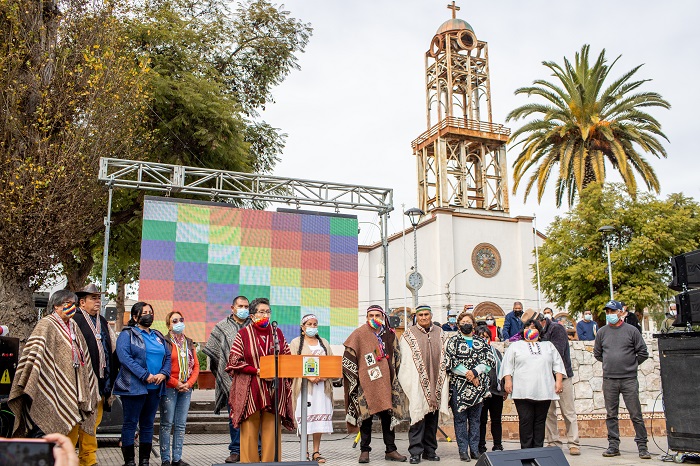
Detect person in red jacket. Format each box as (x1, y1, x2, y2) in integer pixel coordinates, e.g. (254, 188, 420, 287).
(159, 311, 200, 466)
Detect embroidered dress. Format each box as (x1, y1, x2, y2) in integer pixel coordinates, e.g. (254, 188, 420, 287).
(294, 344, 333, 435)
(444, 335, 495, 412)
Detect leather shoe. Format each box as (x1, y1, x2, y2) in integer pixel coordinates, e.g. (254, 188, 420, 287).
(422, 454, 439, 461)
(602, 447, 620, 457)
(224, 453, 240, 463)
(385, 451, 407, 462)
(359, 451, 370, 463)
(459, 452, 471, 462)
(470, 452, 479, 460)
(569, 446, 580, 456)
(639, 449, 652, 459)
(492, 445, 503, 451)
(409, 455, 421, 464)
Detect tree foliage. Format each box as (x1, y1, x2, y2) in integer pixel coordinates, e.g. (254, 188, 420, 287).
(537, 184, 700, 319)
(507, 45, 671, 207)
(0, 0, 149, 340)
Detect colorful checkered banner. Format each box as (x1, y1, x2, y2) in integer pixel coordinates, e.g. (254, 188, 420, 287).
(139, 196, 359, 344)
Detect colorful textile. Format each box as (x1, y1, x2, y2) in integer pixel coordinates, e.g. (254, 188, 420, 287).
(203, 316, 248, 414)
(166, 332, 200, 388)
(444, 334, 494, 412)
(226, 324, 294, 431)
(343, 324, 405, 431)
(9, 315, 99, 436)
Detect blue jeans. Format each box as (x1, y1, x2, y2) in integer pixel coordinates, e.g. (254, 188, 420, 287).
(160, 387, 192, 462)
(227, 405, 241, 454)
(451, 394, 482, 456)
(121, 389, 161, 446)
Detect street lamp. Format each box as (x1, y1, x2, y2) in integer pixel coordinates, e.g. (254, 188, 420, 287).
(446, 268, 468, 312)
(598, 225, 615, 300)
(404, 207, 425, 309)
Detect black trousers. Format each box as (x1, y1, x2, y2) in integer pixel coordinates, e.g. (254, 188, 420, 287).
(479, 395, 504, 450)
(408, 410, 439, 457)
(360, 410, 397, 453)
(513, 399, 551, 449)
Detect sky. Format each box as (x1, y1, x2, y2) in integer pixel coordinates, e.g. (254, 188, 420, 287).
(260, 0, 700, 245)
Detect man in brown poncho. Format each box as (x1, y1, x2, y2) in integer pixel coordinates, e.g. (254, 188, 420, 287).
(343, 305, 406, 464)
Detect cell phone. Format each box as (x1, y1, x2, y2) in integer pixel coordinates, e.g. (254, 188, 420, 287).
(0, 438, 55, 466)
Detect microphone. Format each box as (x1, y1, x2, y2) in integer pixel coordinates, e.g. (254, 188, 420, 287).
(271, 321, 278, 329)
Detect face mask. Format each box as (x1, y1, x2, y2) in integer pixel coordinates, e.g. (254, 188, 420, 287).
(253, 315, 270, 328)
(235, 308, 249, 320)
(304, 327, 319, 338)
(172, 322, 185, 334)
(63, 303, 77, 319)
(544, 314, 552, 320)
(606, 313, 619, 325)
(486, 319, 494, 326)
(584, 314, 592, 321)
(524, 328, 539, 341)
(139, 314, 154, 327)
(514, 310, 523, 317)
(670, 310, 677, 317)
(448, 317, 456, 324)
(459, 323, 473, 335)
(368, 317, 383, 330)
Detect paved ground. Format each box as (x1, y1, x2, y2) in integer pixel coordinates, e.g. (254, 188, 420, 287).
(96, 432, 683, 465)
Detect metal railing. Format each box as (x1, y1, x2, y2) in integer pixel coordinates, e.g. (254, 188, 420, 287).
(411, 117, 510, 148)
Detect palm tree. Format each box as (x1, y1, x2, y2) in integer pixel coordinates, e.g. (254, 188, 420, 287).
(506, 45, 670, 207)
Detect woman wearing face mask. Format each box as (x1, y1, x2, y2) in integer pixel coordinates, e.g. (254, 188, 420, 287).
(445, 313, 495, 461)
(474, 326, 506, 455)
(226, 298, 294, 463)
(499, 319, 565, 449)
(159, 311, 200, 466)
(483, 314, 502, 342)
(115, 302, 171, 466)
(289, 314, 334, 463)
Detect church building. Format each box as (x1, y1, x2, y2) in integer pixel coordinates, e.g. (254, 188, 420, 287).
(358, 4, 550, 325)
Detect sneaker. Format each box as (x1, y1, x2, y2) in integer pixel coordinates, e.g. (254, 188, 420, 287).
(162, 462, 171, 466)
(459, 452, 471, 462)
(639, 449, 652, 459)
(569, 446, 580, 456)
(602, 447, 620, 457)
(172, 461, 190, 466)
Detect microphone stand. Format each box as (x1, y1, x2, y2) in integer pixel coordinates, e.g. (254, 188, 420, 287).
(271, 321, 280, 462)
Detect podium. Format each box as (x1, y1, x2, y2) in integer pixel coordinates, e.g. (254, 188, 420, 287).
(260, 355, 342, 461)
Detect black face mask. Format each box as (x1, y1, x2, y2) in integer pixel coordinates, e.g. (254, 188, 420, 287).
(138, 314, 154, 327)
(459, 323, 473, 335)
(514, 310, 523, 317)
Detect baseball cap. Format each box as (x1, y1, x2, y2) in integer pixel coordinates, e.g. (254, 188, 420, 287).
(604, 300, 623, 311)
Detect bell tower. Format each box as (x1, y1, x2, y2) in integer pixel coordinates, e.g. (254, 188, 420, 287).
(412, 2, 510, 213)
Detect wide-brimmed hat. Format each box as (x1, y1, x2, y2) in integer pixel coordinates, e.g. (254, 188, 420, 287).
(76, 283, 106, 297)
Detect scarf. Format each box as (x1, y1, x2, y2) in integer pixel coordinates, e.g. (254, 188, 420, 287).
(343, 324, 405, 431)
(169, 333, 195, 383)
(444, 333, 495, 412)
(203, 316, 246, 414)
(77, 309, 106, 378)
(8, 316, 99, 436)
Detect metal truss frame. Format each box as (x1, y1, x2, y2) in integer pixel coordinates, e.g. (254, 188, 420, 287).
(97, 157, 393, 315)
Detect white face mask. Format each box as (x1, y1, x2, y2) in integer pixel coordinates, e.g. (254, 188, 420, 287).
(544, 314, 552, 320)
(583, 314, 592, 321)
(486, 319, 495, 326)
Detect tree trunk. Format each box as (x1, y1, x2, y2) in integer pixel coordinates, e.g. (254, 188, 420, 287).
(62, 241, 95, 292)
(0, 270, 38, 344)
(115, 276, 126, 332)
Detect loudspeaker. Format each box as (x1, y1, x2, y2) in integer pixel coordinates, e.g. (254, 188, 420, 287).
(656, 332, 700, 453)
(674, 289, 700, 327)
(669, 249, 700, 291)
(213, 463, 309, 466)
(474, 447, 570, 466)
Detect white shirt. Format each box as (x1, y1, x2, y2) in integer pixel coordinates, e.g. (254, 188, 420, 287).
(498, 340, 566, 401)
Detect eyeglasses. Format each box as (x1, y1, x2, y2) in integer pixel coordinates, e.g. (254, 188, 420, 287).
(255, 310, 271, 316)
(171, 318, 184, 323)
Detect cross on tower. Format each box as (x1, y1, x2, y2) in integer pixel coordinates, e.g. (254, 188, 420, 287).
(447, 1, 460, 19)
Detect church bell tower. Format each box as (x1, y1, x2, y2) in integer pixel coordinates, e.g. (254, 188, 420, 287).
(412, 2, 510, 213)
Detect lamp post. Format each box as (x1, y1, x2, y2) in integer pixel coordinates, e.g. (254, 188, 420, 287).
(598, 225, 615, 300)
(446, 268, 468, 312)
(404, 207, 425, 309)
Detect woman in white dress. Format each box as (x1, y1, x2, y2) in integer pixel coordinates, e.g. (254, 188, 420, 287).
(289, 314, 334, 463)
(499, 318, 566, 449)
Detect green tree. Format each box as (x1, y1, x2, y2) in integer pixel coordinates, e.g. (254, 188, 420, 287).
(0, 0, 149, 341)
(507, 45, 671, 207)
(537, 183, 700, 320)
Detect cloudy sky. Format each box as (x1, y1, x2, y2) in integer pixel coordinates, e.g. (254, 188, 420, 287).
(261, 0, 700, 244)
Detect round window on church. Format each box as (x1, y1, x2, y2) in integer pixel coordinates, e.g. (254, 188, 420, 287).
(471, 243, 501, 278)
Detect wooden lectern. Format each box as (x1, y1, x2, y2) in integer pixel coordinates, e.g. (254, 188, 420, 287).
(260, 355, 342, 461)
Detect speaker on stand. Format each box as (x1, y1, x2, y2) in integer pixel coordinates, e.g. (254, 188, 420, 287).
(474, 447, 570, 466)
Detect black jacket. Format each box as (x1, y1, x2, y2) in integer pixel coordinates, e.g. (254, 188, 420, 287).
(540, 321, 573, 378)
(73, 311, 119, 400)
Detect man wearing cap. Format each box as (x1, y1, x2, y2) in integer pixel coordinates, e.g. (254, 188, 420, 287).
(399, 305, 450, 464)
(594, 300, 651, 460)
(203, 295, 251, 463)
(442, 310, 458, 332)
(537, 313, 580, 456)
(72, 283, 117, 466)
(501, 301, 524, 340)
(343, 305, 407, 464)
